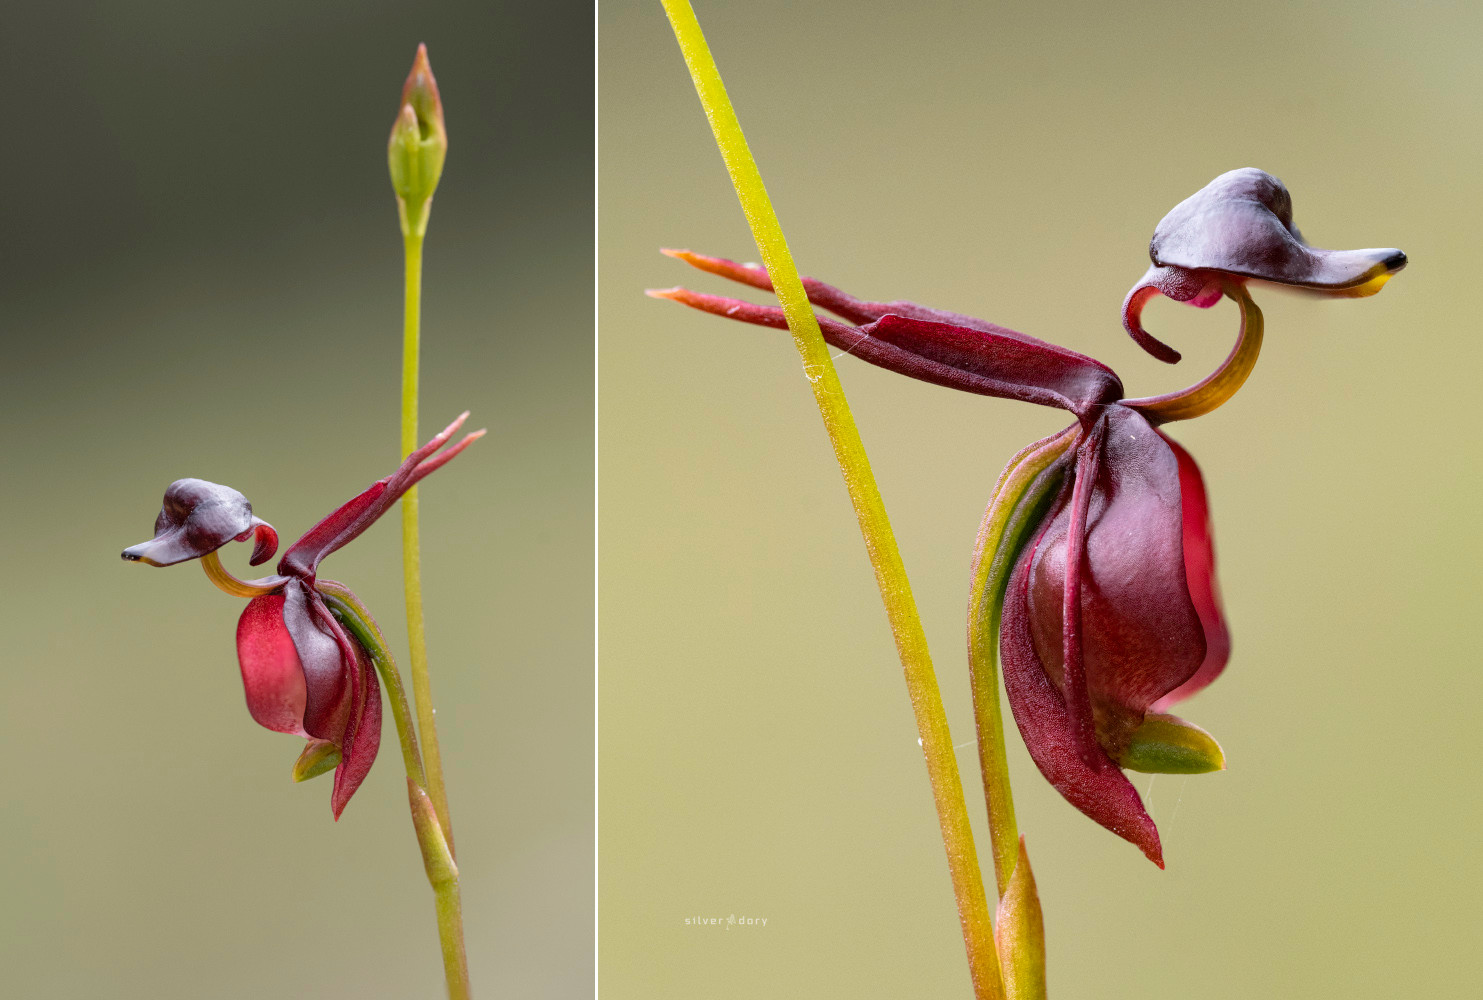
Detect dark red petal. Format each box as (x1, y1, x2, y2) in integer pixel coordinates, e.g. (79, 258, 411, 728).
(235, 594, 308, 736)
(664, 247, 1064, 333)
(1150, 168, 1405, 291)
(123, 479, 275, 567)
(328, 620, 381, 820)
(281, 580, 351, 742)
(1056, 424, 1107, 767)
(278, 413, 482, 578)
(1025, 407, 1205, 751)
(651, 285, 1121, 416)
(1001, 513, 1163, 866)
(862, 314, 1123, 416)
(1151, 435, 1231, 711)
(245, 519, 279, 566)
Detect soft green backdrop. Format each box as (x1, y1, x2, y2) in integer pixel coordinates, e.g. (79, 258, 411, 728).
(1, 3, 591, 997)
(600, 2, 1480, 997)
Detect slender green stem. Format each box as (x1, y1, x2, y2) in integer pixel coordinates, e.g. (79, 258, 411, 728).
(320, 583, 469, 1000)
(660, 3, 1001, 996)
(401, 230, 455, 854)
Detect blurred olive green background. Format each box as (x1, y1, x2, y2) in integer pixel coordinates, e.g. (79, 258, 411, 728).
(600, 2, 1480, 997)
(1, 3, 590, 997)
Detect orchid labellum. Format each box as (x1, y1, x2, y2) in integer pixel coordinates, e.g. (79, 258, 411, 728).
(123, 414, 482, 818)
(651, 169, 1404, 865)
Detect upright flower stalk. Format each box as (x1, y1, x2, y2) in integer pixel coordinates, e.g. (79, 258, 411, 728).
(388, 44, 469, 997)
(659, 4, 1003, 997)
(122, 44, 475, 997)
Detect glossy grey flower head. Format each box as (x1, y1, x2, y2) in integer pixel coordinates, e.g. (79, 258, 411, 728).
(1123, 168, 1407, 363)
(121, 478, 278, 567)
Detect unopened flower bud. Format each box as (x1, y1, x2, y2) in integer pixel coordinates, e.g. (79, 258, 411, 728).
(1115, 713, 1225, 775)
(387, 43, 447, 237)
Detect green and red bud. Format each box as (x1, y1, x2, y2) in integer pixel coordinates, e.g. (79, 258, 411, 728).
(388, 43, 447, 237)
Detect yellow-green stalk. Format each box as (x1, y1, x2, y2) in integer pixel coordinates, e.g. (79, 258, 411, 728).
(660, 4, 1002, 996)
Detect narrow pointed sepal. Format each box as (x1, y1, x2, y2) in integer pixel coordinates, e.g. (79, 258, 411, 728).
(657, 252, 1124, 417)
(1115, 713, 1225, 774)
(278, 413, 483, 579)
(994, 837, 1047, 1000)
(291, 738, 341, 782)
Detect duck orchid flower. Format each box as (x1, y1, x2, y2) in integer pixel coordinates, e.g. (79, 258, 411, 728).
(649, 170, 1403, 865)
(123, 413, 483, 818)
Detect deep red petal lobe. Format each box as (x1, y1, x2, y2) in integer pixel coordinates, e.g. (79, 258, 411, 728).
(235, 595, 308, 736)
(655, 251, 1122, 417)
(1002, 517, 1163, 866)
(1026, 407, 1205, 749)
(281, 580, 351, 742)
(862, 315, 1123, 416)
(1152, 434, 1231, 711)
(330, 637, 382, 819)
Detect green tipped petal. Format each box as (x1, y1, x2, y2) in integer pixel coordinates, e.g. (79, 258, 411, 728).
(291, 738, 341, 782)
(994, 837, 1046, 1000)
(1116, 713, 1226, 774)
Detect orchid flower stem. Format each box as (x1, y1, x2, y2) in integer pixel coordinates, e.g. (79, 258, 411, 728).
(399, 214, 470, 997)
(400, 229, 456, 854)
(660, 3, 1002, 997)
(318, 583, 469, 1000)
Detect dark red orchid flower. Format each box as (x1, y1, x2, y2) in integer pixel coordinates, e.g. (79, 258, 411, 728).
(123, 413, 482, 818)
(650, 169, 1404, 865)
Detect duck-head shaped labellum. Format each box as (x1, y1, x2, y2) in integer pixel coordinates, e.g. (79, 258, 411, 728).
(122, 479, 278, 568)
(123, 413, 482, 818)
(1123, 168, 1406, 363)
(651, 170, 1402, 864)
